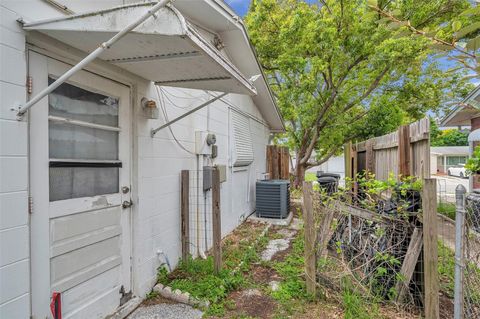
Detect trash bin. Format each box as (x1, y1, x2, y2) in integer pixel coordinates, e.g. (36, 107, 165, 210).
(316, 171, 341, 181)
(317, 171, 340, 195)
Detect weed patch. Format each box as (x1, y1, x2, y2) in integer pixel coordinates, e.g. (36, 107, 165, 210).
(341, 279, 381, 319)
(438, 202, 456, 220)
(156, 222, 269, 316)
(438, 240, 455, 297)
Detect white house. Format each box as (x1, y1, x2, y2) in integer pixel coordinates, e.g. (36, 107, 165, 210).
(0, 1, 284, 318)
(430, 146, 469, 175)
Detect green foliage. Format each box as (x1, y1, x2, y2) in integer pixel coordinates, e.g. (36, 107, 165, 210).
(271, 235, 307, 301)
(341, 279, 381, 319)
(304, 172, 317, 182)
(370, 1, 480, 77)
(158, 256, 244, 307)
(431, 129, 469, 147)
(466, 145, 480, 174)
(269, 228, 313, 315)
(437, 202, 456, 220)
(145, 290, 159, 300)
(430, 116, 468, 147)
(155, 224, 270, 316)
(438, 240, 456, 297)
(246, 0, 472, 185)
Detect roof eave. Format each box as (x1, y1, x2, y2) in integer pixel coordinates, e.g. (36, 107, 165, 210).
(209, 0, 285, 132)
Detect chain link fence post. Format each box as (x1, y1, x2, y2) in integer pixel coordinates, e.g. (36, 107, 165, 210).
(454, 184, 466, 319)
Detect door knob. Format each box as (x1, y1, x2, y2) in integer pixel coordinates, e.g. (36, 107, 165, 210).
(122, 200, 133, 209)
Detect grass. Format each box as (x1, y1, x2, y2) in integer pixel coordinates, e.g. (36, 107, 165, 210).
(437, 202, 456, 220)
(438, 240, 480, 303)
(342, 279, 381, 319)
(270, 228, 312, 316)
(305, 172, 317, 182)
(437, 241, 455, 298)
(155, 222, 268, 316)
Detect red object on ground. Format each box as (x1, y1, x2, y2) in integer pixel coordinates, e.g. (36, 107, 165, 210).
(50, 292, 62, 319)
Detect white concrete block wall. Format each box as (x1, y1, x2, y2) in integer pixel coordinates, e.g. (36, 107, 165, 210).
(132, 86, 270, 298)
(0, 4, 30, 318)
(1, 1, 274, 316)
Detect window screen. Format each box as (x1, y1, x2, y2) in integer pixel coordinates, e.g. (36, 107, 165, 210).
(232, 111, 254, 167)
(48, 78, 120, 201)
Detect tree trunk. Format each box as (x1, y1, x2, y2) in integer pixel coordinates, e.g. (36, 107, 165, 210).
(294, 160, 306, 188)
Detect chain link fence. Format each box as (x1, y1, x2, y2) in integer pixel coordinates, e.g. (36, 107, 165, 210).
(457, 190, 480, 318)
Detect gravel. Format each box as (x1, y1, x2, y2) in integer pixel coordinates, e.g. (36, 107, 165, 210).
(127, 304, 203, 319)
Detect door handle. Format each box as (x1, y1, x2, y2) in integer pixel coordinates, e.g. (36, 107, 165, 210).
(122, 200, 133, 209)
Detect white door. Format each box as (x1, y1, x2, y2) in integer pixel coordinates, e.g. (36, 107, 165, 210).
(29, 52, 132, 319)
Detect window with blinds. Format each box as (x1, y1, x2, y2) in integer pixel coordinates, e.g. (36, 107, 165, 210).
(232, 110, 254, 167)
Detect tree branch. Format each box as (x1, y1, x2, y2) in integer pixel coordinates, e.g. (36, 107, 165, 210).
(369, 5, 476, 59)
(343, 66, 390, 112)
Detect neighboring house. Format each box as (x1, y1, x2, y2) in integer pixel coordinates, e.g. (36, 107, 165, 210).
(441, 85, 480, 188)
(0, 1, 284, 319)
(430, 146, 469, 175)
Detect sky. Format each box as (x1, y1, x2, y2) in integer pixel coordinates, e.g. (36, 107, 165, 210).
(224, 0, 250, 16)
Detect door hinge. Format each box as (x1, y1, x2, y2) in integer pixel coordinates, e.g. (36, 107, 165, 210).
(28, 196, 33, 214)
(27, 76, 33, 95)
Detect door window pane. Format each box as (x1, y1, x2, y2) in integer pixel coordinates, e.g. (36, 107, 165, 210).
(48, 77, 119, 127)
(49, 121, 118, 160)
(49, 167, 119, 201)
(48, 79, 121, 201)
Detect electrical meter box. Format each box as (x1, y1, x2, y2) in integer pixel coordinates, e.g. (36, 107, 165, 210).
(195, 131, 216, 155)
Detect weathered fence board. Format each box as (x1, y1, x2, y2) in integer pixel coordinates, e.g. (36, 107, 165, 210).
(395, 227, 423, 303)
(423, 178, 439, 319)
(345, 118, 430, 181)
(181, 170, 189, 262)
(267, 145, 290, 180)
(303, 182, 317, 295)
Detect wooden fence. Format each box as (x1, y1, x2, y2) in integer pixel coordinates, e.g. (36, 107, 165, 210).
(303, 178, 439, 318)
(181, 168, 222, 273)
(345, 118, 430, 181)
(266, 145, 290, 180)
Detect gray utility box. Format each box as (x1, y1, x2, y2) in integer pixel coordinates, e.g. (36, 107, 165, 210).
(203, 166, 213, 191)
(256, 180, 290, 219)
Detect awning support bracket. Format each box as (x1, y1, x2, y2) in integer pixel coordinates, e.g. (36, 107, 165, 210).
(150, 92, 228, 137)
(13, 0, 171, 120)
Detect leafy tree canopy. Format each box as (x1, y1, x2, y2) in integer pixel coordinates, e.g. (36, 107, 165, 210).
(430, 118, 469, 146)
(245, 0, 473, 185)
(368, 0, 480, 78)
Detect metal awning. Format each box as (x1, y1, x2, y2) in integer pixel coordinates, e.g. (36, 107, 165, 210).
(22, 2, 256, 95)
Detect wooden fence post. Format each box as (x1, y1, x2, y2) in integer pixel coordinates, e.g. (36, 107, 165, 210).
(266, 146, 272, 179)
(212, 168, 222, 273)
(281, 147, 290, 179)
(423, 178, 439, 319)
(398, 124, 411, 177)
(302, 182, 316, 296)
(181, 170, 189, 262)
(365, 140, 375, 174)
(272, 146, 279, 179)
(344, 142, 352, 181)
